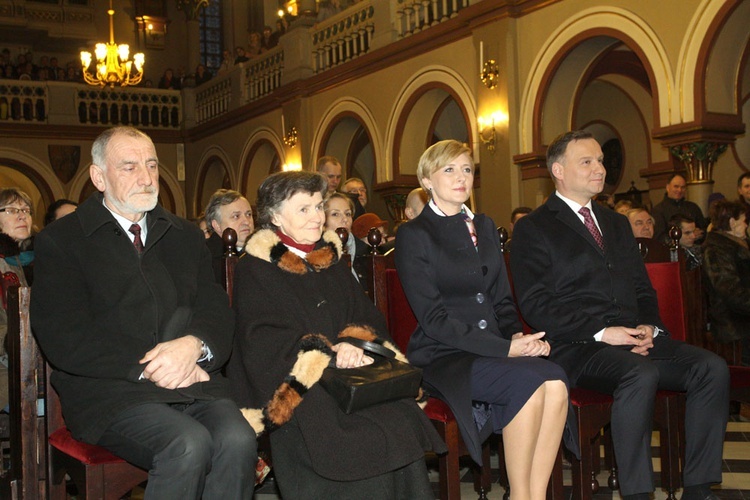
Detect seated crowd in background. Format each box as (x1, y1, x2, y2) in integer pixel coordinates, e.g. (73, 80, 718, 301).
(0, 49, 82, 82)
(4, 122, 745, 498)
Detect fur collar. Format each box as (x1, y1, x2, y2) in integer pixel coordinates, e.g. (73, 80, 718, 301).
(244, 229, 343, 274)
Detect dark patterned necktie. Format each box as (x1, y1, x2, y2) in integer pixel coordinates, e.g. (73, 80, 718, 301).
(578, 207, 605, 251)
(129, 223, 144, 254)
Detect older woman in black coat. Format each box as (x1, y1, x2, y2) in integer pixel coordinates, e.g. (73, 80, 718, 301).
(228, 171, 444, 499)
(703, 199, 750, 364)
(396, 140, 573, 500)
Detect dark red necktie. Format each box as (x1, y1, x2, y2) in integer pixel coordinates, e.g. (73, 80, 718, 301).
(578, 207, 605, 251)
(129, 223, 144, 254)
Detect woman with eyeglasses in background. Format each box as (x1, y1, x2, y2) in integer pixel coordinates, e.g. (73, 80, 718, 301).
(0, 187, 35, 412)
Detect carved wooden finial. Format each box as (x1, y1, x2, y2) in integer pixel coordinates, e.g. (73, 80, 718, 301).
(335, 227, 350, 254)
(497, 226, 509, 253)
(667, 225, 682, 250)
(367, 227, 382, 255)
(222, 227, 238, 257)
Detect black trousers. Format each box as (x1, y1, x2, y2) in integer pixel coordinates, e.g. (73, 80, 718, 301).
(574, 337, 729, 496)
(97, 398, 257, 500)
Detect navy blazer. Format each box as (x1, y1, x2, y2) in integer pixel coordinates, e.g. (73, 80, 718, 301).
(510, 194, 669, 382)
(395, 206, 520, 463)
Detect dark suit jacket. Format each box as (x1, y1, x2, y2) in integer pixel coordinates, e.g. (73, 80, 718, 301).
(31, 193, 234, 444)
(510, 194, 669, 383)
(395, 206, 520, 462)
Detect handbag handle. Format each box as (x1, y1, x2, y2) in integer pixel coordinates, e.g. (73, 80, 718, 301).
(335, 336, 396, 359)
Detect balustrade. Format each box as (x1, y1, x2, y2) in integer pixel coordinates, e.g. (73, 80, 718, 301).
(75, 88, 181, 129)
(195, 74, 233, 125)
(0, 0, 471, 129)
(246, 48, 284, 102)
(312, 2, 375, 73)
(0, 81, 47, 123)
(396, 0, 468, 37)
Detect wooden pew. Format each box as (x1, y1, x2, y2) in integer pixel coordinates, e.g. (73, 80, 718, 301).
(5, 286, 148, 499)
(5, 286, 46, 499)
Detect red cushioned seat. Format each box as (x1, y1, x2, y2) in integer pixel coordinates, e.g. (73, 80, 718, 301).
(423, 397, 455, 423)
(730, 365, 750, 389)
(49, 427, 127, 466)
(645, 262, 687, 341)
(570, 388, 614, 406)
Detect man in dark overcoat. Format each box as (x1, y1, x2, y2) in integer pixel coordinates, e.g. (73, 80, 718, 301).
(31, 126, 256, 499)
(511, 130, 728, 500)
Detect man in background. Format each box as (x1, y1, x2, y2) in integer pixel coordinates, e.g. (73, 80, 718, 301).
(668, 213, 703, 270)
(651, 173, 707, 242)
(404, 187, 429, 221)
(204, 189, 254, 283)
(627, 207, 655, 239)
(316, 156, 343, 195)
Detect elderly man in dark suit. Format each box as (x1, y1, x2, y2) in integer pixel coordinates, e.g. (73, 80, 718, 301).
(510, 130, 728, 500)
(31, 126, 256, 499)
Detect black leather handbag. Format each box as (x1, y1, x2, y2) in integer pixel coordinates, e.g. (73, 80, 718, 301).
(319, 337, 423, 414)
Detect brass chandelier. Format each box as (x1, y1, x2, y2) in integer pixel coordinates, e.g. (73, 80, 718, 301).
(80, 0, 144, 88)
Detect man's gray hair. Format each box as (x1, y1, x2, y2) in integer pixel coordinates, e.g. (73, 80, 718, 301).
(91, 126, 153, 170)
(204, 189, 244, 229)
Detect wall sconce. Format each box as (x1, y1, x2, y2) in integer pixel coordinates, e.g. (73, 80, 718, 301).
(477, 112, 508, 153)
(479, 41, 500, 89)
(481, 60, 500, 89)
(136, 16, 168, 49)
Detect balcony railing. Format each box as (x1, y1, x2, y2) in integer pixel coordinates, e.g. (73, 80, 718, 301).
(0, 79, 181, 129)
(76, 87, 181, 129)
(312, 2, 375, 73)
(0, 81, 47, 122)
(0, 0, 473, 129)
(396, 0, 470, 37)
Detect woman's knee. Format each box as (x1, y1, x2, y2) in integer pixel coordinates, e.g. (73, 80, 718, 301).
(543, 379, 569, 404)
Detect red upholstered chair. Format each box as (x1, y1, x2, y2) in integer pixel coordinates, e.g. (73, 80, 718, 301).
(46, 380, 148, 500)
(366, 253, 495, 500)
(644, 261, 691, 500)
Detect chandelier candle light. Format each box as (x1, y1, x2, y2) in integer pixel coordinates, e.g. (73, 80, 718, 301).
(81, 0, 145, 88)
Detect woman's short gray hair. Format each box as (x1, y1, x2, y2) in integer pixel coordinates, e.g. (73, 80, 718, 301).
(256, 171, 327, 229)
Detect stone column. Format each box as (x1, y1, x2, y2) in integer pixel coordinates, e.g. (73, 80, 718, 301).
(669, 141, 728, 215)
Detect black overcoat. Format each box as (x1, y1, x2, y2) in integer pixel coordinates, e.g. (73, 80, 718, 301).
(227, 229, 444, 482)
(31, 193, 234, 444)
(395, 206, 521, 463)
(510, 194, 669, 382)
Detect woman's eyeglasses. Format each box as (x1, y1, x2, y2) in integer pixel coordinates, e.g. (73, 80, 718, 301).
(0, 207, 32, 216)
